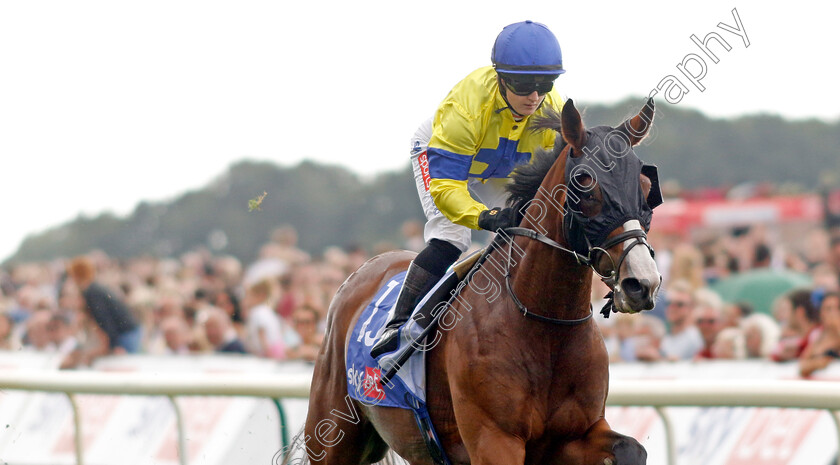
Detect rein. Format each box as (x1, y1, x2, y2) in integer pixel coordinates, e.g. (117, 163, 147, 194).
(501, 226, 651, 325)
(379, 225, 650, 384)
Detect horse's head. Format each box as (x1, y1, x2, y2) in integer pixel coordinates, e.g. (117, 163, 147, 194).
(558, 98, 662, 313)
(509, 98, 663, 314)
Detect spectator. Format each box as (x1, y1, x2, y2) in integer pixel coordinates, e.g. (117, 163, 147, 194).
(801, 228, 830, 270)
(24, 310, 55, 351)
(721, 301, 753, 329)
(286, 305, 324, 362)
(604, 313, 638, 363)
(187, 288, 216, 324)
(160, 316, 192, 355)
(771, 293, 796, 339)
(811, 264, 840, 292)
(799, 291, 840, 377)
(262, 225, 311, 266)
(668, 243, 705, 291)
(772, 288, 820, 362)
(728, 226, 754, 272)
(67, 256, 142, 362)
(752, 242, 772, 268)
(660, 280, 704, 361)
(317, 264, 346, 314)
(694, 289, 725, 359)
(58, 279, 85, 319)
(278, 264, 329, 322)
(711, 327, 747, 359)
(145, 292, 187, 355)
(11, 284, 46, 322)
(243, 278, 286, 359)
(48, 314, 82, 368)
(699, 237, 737, 284)
(633, 315, 666, 362)
(0, 312, 17, 350)
(828, 234, 840, 280)
(741, 313, 781, 359)
(276, 273, 297, 320)
(203, 307, 247, 354)
(214, 288, 243, 328)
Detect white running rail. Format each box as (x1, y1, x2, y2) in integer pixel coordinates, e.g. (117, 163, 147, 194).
(2, 373, 839, 465)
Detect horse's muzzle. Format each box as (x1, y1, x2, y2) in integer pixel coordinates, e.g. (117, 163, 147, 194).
(618, 276, 658, 312)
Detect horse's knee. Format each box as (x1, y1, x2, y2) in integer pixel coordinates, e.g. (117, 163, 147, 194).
(609, 435, 646, 465)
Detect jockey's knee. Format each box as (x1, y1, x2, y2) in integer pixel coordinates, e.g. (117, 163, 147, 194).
(415, 239, 461, 276)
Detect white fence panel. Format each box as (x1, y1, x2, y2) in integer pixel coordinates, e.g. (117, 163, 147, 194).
(4, 358, 840, 465)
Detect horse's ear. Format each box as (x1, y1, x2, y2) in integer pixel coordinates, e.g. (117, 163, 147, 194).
(561, 99, 586, 156)
(621, 98, 655, 147)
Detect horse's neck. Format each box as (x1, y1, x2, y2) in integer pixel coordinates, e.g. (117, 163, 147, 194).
(501, 149, 593, 319)
(506, 230, 593, 321)
(512, 181, 592, 319)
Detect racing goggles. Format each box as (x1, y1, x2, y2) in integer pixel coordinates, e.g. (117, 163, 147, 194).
(503, 78, 554, 96)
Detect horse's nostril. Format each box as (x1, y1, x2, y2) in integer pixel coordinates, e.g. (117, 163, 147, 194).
(621, 278, 650, 299)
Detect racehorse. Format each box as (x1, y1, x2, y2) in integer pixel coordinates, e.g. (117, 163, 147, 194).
(294, 98, 661, 464)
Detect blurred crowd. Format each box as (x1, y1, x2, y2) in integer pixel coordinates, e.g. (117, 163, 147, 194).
(3, 216, 840, 378)
(598, 222, 840, 378)
(0, 225, 374, 369)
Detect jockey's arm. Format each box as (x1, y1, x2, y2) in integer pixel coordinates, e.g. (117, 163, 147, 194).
(426, 103, 489, 230)
(428, 178, 487, 230)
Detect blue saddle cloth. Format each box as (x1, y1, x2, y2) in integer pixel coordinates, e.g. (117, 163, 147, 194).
(346, 271, 452, 465)
(346, 271, 425, 407)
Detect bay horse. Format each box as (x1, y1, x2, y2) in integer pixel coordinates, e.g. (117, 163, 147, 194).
(294, 98, 661, 464)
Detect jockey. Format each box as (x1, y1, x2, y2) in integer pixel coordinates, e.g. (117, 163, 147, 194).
(371, 20, 566, 358)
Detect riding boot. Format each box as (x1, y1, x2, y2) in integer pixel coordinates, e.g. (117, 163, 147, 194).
(370, 262, 439, 358)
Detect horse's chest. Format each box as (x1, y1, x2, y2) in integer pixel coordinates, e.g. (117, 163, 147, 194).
(538, 345, 610, 435)
(544, 389, 606, 433)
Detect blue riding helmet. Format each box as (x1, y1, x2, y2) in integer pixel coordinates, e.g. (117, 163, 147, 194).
(491, 20, 565, 75)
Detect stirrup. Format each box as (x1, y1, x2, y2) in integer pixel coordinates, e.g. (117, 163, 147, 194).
(370, 327, 400, 358)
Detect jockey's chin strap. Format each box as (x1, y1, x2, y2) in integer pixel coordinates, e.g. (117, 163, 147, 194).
(501, 226, 652, 324)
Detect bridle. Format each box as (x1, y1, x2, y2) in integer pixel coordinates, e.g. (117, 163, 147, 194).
(498, 219, 654, 325)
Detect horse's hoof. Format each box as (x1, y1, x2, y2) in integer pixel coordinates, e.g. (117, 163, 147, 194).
(612, 436, 647, 464)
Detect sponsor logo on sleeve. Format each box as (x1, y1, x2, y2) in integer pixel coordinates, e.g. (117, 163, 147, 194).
(418, 152, 431, 191)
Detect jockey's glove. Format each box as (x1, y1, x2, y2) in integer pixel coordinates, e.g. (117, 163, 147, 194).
(477, 207, 517, 232)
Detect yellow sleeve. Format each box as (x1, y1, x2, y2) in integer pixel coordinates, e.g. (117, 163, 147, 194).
(428, 179, 487, 230)
(426, 98, 488, 230)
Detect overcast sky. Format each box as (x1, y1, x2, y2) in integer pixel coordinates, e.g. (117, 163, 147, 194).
(1, 1, 837, 262)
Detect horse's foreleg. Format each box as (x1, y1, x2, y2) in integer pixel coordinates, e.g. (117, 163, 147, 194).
(456, 414, 526, 464)
(554, 419, 647, 465)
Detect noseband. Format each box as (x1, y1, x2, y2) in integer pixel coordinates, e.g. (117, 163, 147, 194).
(589, 228, 655, 283)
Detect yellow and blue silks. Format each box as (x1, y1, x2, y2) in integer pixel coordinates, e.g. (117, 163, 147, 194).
(427, 66, 564, 230)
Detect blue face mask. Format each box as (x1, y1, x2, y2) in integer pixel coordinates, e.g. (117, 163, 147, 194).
(563, 126, 662, 255)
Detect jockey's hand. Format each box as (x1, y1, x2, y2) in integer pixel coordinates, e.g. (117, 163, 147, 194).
(478, 207, 517, 232)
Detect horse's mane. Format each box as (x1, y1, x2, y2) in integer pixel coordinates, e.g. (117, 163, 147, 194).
(506, 107, 568, 217)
